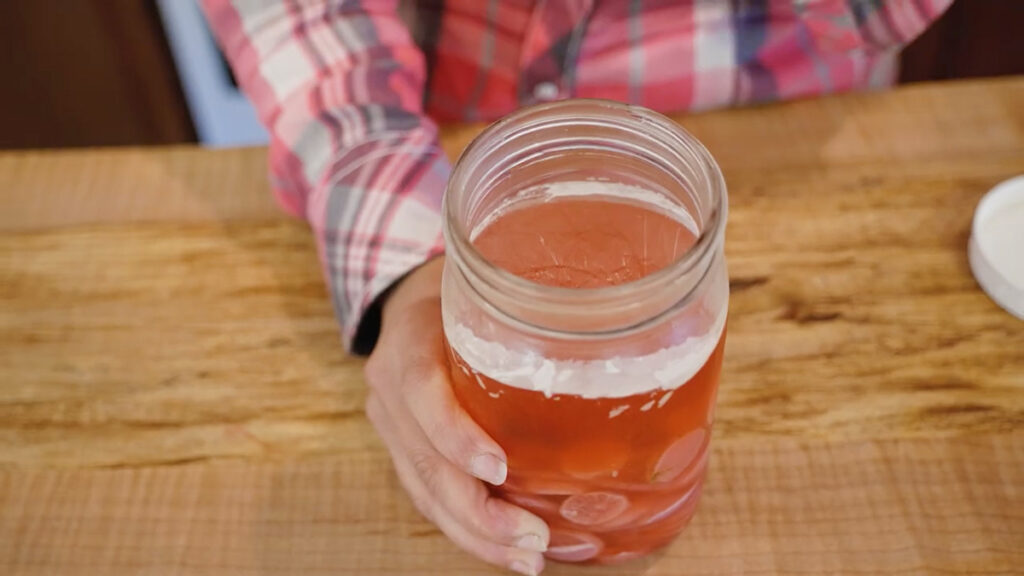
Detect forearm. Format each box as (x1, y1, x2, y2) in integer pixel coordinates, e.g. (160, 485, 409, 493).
(202, 0, 449, 351)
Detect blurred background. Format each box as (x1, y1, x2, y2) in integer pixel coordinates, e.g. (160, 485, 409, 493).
(1, 0, 1022, 150)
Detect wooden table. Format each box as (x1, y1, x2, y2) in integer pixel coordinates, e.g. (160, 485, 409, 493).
(1, 78, 1022, 575)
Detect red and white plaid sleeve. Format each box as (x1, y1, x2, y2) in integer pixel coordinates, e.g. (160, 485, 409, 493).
(202, 0, 448, 353)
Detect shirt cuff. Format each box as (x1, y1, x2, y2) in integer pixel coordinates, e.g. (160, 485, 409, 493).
(310, 132, 450, 353)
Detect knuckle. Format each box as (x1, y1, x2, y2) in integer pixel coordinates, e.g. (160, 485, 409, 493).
(409, 448, 443, 493)
(424, 416, 452, 447)
(435, 418, 477, 464)
(400, 353, 441, 390)
(454, 412, 484, 453)
(420, 403, 469, 456)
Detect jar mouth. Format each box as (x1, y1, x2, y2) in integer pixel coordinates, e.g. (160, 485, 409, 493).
(444, 99, 727, 335)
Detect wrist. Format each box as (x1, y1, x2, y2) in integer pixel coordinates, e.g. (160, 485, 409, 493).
(382, 255, 445, 325)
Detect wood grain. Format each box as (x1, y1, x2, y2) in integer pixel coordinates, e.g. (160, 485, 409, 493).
(0, 438, 1020, 575)
(1, 78, 1023, 574)
(0, 147, 276, 232)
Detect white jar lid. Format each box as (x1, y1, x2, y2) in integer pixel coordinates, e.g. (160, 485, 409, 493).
(968, 175, 1024, 320)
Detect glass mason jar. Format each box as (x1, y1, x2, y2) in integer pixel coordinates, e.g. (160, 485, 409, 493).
(441, 100, 728, 564)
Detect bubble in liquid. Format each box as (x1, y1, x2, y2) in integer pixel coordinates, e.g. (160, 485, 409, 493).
(560, 491, 630, 526)
(546, 530, 604, 563)
(651, 428, 706, 484)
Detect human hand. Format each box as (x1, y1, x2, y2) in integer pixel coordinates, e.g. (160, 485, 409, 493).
(365, 257, 549, 575)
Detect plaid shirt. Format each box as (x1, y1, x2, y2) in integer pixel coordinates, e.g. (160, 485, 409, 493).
(202, 0, 950, 353)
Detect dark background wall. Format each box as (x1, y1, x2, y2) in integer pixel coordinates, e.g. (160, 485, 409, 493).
(899, 0, 1024, 83)
(0, 1, 194, 148)
(1, 0, 1021, 149)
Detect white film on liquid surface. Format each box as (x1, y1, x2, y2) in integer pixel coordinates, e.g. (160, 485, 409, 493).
(444, 306, 725, 399)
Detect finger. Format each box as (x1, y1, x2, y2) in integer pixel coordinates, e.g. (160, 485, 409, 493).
(379, 389, 550, 552)
(367, 325, 508, 487)
(416, 444, 551, 553)
(367, 395, 546, 575)
(400, 358, 509, 486)
(392, 444, 547, 575)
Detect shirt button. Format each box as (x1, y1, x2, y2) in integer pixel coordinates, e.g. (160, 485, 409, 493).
(532, 82, 560, 101)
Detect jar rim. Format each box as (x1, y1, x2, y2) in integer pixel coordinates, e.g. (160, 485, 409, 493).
(443, 99, 727, 333)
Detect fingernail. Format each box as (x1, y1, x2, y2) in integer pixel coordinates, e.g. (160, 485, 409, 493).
(509, 560, 538, 576)
(516, 533, 547, 552)
(470, 453, 507, 485)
